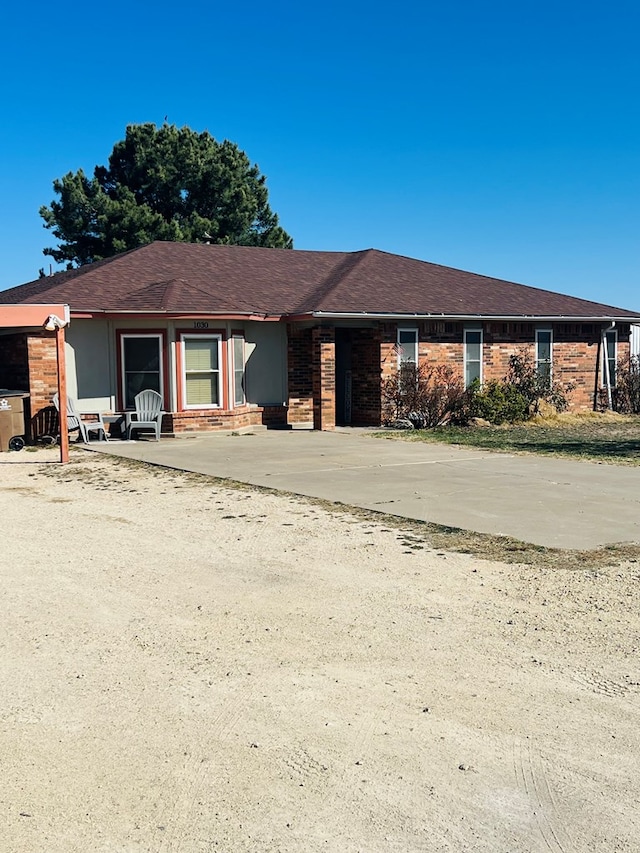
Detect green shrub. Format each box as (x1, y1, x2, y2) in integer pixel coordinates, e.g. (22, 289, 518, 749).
(453, 350, 574, 426)
(470, 380, 529, 424)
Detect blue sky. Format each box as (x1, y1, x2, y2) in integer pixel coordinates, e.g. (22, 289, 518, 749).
(1, 0, 638, 309)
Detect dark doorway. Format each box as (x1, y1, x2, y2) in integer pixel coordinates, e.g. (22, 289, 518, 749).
(335, 328, 382, 426)
(335, 328, 353, 426)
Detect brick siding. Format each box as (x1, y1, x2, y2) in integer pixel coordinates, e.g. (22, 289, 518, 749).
(312, 326, 336, 430)
(287, 325, 314, 425)
(170, 406, 267, 433)
(381, 320, 631, 411)
(24, 333, 58, 439)
(167, 405, 287, 434)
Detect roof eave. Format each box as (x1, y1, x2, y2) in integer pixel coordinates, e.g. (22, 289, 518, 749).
(309, 311, 640, 323)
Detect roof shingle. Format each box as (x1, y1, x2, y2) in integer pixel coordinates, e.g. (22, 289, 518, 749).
(1, 241, 637, 320)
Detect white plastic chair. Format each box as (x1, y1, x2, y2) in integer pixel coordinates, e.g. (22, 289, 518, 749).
(52, 393, 109, 443)
(126, 389, 165, 440)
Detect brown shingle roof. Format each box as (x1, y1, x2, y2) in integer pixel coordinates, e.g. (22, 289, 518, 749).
(1, 241, 638, 319)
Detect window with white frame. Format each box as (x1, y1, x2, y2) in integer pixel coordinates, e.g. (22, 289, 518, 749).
(181, 334, 222, 408)
(397, 328, 418, 365)
(535, 329, 552, 383)
(603, 329, 617, 387)
(464, 328, 482, 387)
(120, 333, 163, 409)
(232, 333, 245, 406)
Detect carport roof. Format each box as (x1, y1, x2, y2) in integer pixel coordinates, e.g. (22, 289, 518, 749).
(0, 303, 70, 328)
(1, 242, 638, 320)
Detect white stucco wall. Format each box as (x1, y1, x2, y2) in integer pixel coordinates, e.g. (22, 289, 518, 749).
(65, 317, 288, 413)
(244, 322, 288, 406)
(65, 318, 114, 410)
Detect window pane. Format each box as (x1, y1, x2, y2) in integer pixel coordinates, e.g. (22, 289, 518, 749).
(464, 331, 482, 387)
(123, 336, 162, 409)
(538, 362, 552, 382)
(606, 332, 617, 386)
(466, 341, 481, 362)
(398, 330, 417, 363)
(185, 339, 218, 371)
(124, 338, 159, 371)
(536, 331, 552, 383)
(126, 372, 161, 407)
(233, 336, 245, 406)
(181, 336, 221, 407)
(186, 375, 219, 406)
(465, 361, 481, 386)
(537, 331, 551, 362)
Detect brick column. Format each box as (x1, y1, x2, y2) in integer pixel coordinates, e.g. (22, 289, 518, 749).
(312, 326, 336, 431)
(26, 333, 58, 439)
(287, 325, 314, 426)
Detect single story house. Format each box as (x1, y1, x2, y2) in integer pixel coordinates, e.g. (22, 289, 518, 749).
(1, 241, 639, 437)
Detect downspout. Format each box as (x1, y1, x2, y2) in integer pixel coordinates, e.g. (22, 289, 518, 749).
(602, 321, 616, 410)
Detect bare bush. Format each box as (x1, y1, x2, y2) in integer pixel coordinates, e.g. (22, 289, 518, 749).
(382, 362, 466, 428)
(612, 354, 640, 414)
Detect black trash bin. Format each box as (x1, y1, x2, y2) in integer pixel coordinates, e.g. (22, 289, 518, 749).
(0, 390, 28, 451)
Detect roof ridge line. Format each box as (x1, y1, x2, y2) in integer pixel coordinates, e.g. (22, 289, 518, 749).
(129, 275, 260, 313)
(293, 250, 372, 313)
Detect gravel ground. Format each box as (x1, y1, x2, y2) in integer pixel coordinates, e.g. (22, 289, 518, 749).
(1, 449, 639, 852)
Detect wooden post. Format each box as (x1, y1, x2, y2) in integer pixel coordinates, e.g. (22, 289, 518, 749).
(55, 326, 69, 464)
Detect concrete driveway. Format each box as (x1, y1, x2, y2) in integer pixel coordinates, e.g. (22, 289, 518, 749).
(91, 429, 640, 549)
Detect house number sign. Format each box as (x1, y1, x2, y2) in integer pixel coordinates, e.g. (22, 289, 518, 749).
(193, 321, 209, 329)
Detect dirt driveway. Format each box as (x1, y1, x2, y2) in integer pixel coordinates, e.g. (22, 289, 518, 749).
(2, 449, 639, 852)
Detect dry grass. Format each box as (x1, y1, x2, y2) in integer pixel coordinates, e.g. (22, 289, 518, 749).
(377, 412, 640, 465)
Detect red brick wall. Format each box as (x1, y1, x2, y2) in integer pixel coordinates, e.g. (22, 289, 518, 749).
(169, 405, 288, 433)
(170, 406, 266, 433)
(27, 334, 58, 410)
(287, 325, 314, 425)
(378, 321, 631, 412)
(312, 327, 336, 430)
(26, 333, 59, 438)
(380, 328, 398, 383)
